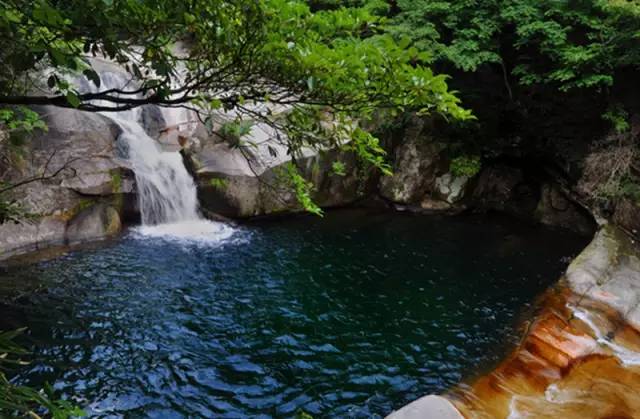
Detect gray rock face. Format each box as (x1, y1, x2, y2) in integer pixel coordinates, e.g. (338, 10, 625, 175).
(566, 225, 640, 330)
(66, 204, 121, 244)
(379, 135, 445, 204)
(0, 106, 137, 259)
(188, 122, 365, 218)
(0, 216, 67, 258)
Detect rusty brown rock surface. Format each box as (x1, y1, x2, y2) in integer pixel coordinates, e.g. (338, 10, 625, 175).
(446, 282, 640, 418)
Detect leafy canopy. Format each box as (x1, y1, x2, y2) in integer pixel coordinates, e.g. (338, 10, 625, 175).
(0, 0, 470, 165)
(0, 0, 472, 214)
(389, 0, 640, 91)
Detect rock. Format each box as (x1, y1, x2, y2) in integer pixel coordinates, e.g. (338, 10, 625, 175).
(566, 224, 640, 330)
(613, 197, 640, 238)
(535, 183, 596, 236)
(4, 106, 136, 214)
(0, 104, 138, 258)
(0, 216, 67, 258)
(188, 122, 365, 218)
(379, 135, 444, 204)
(66, 204, 122, 244)
(471, 165, 531, 215)
(448, 228, 640, 417)
(420, 198, 452, 211)
(450, 285, 640, 418)
(140, 105, 166, 139)
(434, 173, 469, 204)
(386, 395, 463, 419)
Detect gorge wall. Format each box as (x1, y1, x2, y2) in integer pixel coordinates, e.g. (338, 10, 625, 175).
(0, 100, 606, 259)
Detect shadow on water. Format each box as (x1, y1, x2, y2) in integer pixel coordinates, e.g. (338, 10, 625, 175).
(0, 209, 588, 418)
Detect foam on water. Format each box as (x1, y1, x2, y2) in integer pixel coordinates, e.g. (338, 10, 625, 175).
(132, 219, 236, 243)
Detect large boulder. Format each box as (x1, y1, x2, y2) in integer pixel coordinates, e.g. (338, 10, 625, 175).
(66, 204, 122, 244)
(187, 121, 366, 218)
(566, 224, 640, 330)
(0, 106, 137, 259)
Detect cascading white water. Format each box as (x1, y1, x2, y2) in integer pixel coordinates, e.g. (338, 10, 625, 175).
(111, 113, 200, 225)
(86, 70, 234, 241)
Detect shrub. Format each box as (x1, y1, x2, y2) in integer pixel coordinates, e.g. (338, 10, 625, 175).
(450, 155, 481, 178)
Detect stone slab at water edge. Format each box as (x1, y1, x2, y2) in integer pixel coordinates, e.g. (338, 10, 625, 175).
(386, 395, 463, 419)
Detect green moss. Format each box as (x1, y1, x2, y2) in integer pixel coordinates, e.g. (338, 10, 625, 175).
(104, 206, 122, 236)
(209, 177, 229, 191)
(331, 160, 347, 177)
(65, 198, 95, 220)
(110, 170, 122, 193)
(450, 155, 481, 178)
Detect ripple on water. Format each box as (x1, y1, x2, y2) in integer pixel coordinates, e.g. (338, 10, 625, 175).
(0, 210, 588, 417)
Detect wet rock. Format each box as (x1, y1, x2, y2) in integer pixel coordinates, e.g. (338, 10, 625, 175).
(435, 226, 640, 419)
(140, 105, 166, 139)
(188, 122, 365, 218)
(447, 286, 640, 418)
(66, 204, 122, 244)
(566, 225, 640, 330)
(0, 216, 66, 258)
(386, 395, 463, 419)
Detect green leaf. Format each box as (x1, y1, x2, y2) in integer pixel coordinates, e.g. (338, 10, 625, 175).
(65, 91, 81, 108)
(83, 69, 101, 88)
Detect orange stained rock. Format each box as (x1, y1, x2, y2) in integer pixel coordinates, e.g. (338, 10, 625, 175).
(448, 287, 640, 419)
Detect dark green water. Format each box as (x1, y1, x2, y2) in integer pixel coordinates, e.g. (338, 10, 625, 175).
(0, 210, 587, 418)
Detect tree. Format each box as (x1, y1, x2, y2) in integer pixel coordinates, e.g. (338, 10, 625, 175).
(0, 0, 473, 215)
(389, 0, 640, 92)
(384, 0, 640, 185)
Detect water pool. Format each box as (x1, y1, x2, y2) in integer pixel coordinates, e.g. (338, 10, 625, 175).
(0, 210, 587, 418)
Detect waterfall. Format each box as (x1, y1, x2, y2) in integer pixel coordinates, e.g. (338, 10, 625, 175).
(86, 69, 233, 241)
(111, 113, 200, 225)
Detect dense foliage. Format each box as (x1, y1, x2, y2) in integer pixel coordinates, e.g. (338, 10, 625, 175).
(387, 0, 640, 203)
(390, 0, 640, 91)
(309, 0, 640, 208)
(0, 0, 474, 214)
(0, 1, 468, 148)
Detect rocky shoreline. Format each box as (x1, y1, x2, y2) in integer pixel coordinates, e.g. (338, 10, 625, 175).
(389, 224, 640, 418)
